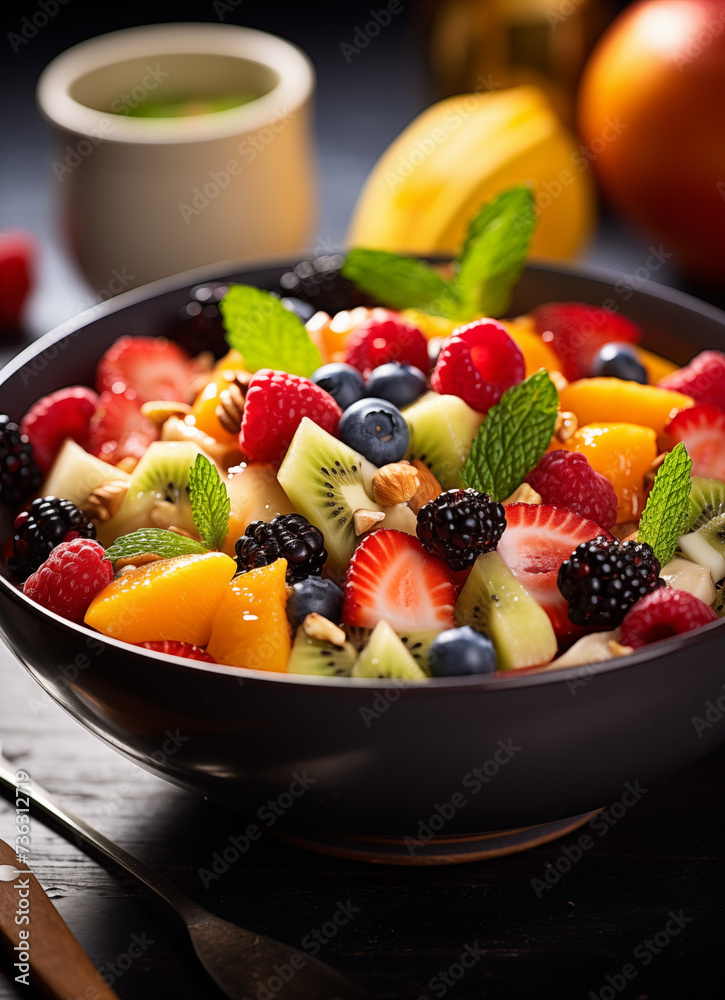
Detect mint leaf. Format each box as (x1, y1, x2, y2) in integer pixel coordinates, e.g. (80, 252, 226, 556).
(105, 529, 207, 563)
(637, 442, 692, 567)
(341, 249, 463, 318)
(461, 370, 558, 501)
(188, 453, 231, 551)
(220, 284, 322, 377)
(454, 186, 536, 318)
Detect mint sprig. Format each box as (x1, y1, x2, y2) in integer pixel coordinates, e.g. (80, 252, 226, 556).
(455, 186, 536, 318)
(188, 453, 231, 551)
(341, 184, 537, 321)
(637, 442, 692, 567)
(461, 370, 559, 501)
(105, 529, 207, 563)
(220, 284, 322, 377)
(341, 249, 463, 318)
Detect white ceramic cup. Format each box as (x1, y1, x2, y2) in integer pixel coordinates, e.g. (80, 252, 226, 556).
(37, 23, 317, 293)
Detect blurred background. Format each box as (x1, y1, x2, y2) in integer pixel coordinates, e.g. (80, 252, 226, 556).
(1, 0, 723, 348)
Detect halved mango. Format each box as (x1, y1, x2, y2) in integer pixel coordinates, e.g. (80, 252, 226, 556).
(559, 377, 693, 437)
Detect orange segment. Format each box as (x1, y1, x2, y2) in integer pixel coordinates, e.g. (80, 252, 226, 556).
(636, 346, 678, 384)
(207, 559, 290, 671)
(307, 307, 371, 363)
(85, 552, 236, 645)
(506, 326, 562, 377)
(564, 422, 657, 523)
(558, 377, 694, 437)
(191, 371, 242, 443)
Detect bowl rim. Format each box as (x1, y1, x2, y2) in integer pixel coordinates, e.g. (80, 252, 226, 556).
(35, 23, 315, 145)
(2, 253, 725, 693)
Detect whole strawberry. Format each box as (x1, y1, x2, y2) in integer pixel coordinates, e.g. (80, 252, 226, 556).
(239, 369, 342, 463)
(24, 538, 113, 623)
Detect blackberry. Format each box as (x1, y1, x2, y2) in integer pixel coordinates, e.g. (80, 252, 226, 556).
(12, 496, 96, 581)
(0, 415, 41, 508)
(278, 254, 376, 316)
(234, 513, 327, 584)
(169, 282, 229, 358)
(557, 535, 664, 628)
(416, 489, 507, 570)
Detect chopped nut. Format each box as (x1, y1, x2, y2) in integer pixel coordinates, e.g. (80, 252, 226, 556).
(407, 460, 443, 515)
(353, 508, 386, 535)
(81, 480, 129, 522)
(140, 400, 192, 427)
(607, 640, 634, 658)
(149, 500, 179, 529)
(554, 410, 578, 442)
(645, 452, 667, 486)
(306, 310, 331, 333)
(115, 552, 163, 572)
(303, 613, 347, 647)
(215, 372, 251, 434)
(372, 463, 420, 506)
(503, 482, 542, 505)
(549, 371, 569, 393)
(116, 456, 138, 474)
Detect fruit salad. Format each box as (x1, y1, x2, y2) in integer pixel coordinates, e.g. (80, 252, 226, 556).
(2, 187, 723, 680)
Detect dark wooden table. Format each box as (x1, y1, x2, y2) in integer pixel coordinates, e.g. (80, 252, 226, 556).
(1, 645, 724, 1000)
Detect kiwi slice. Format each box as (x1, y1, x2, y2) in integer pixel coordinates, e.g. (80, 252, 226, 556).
(402, 392, 483, 489)
(98, 441, 207, 546)
(685, 477, 725, 531)
(352, 620, 428, 680)
(345, 623, 439, 674)
(277, 418, 382, 572)
(679, 511, 725, 585)
(715, 583, 725, 618)
(455, 551, 557, 670)
(287, 630, 357, 677)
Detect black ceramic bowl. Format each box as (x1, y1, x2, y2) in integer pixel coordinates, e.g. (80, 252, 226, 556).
(1, 258, 725, 865)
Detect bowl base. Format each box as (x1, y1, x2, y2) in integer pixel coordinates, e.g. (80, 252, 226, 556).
(274, 810, 602, 865)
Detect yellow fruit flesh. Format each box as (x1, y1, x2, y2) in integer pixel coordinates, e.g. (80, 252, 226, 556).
(85, 552, 236, 645)
(207, 559, 290, 671)
(558, 377, 693, 437)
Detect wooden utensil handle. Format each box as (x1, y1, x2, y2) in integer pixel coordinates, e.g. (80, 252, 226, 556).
(0, 838, 122, 1000)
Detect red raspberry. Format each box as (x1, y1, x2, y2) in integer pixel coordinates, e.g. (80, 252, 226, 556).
(239, 369, 343, 463)
(137, 640, 215, 662)
(430, 319, 525, 414)
(24, 538, 113, 623)
(532, 302, 640, 381)
(20, 386, 99, 474)
(527, 450, 618, 530)
(658, 350, 725, 409)
(620, 588, 718, 649)
(342, 308, 429, 376)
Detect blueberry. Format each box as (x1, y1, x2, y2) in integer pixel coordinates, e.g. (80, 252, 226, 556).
(365, 362, 427, 408)
(590, 342, 647, 383)
(338, 397, 409, 465)
(286, 577, 344, 629)
(310, 363, 366, 410)
(428, 627, 497, 677)
(281, 296, 316, 323)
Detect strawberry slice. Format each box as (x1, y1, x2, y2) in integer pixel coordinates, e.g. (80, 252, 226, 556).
(497, 503, 612, 637)
(532, 302, 640, 381)
(88, 388, 158, 465)
(342, 529, 456, 632)
(95, 336, 205, 403)
(137, 640, 215, 662)
(658, 350, 725, 409)
(664, 404, 725, 479)
(20, 386, 99, 474)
